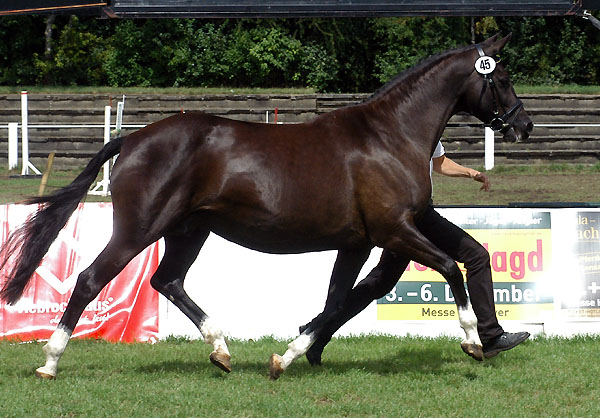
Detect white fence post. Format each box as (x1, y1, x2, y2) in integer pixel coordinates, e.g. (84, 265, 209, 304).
(115, 97, 124, 134)
(8, 122, 18, 170)
(20, 91, 29, 175)
(89, 105, 112, 196)
(484, 127, 494, 171)
(20, 91, 41, 176)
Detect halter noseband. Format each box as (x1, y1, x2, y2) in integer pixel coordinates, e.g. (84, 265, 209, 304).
(476, 45, 523, 133)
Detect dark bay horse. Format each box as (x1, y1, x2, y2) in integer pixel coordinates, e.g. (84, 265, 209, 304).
(0, 34, 532, 380)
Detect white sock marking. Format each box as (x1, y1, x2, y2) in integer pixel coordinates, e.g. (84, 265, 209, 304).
(458, 301, 482, 346)
(200, 318, 230, 356)
(36, 325, 72, 377)
(280, 333, 316, 369)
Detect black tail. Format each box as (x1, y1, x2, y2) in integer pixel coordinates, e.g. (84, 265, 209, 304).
(0, 137, 125, 305)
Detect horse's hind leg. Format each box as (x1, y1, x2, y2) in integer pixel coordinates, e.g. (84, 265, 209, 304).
(35, 236, 151, 379)
(149, 232, 231, 373)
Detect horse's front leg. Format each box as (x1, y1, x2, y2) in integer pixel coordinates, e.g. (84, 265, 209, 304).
(375, 218, 484, 361)
(300, 250, 409, 366)
(269, 333, 316, 380)
(269, 247, 371, 380)
(457, 300, 483, 361)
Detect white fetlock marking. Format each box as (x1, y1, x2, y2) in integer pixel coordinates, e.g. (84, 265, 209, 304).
(200, 318, 230, 356)
(280, 333, 316, 370)
(458, 301, 482, 346)
(36, 326, 71, 378)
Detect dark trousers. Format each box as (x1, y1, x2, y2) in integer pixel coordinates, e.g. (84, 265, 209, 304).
(415, 205, 504, 343)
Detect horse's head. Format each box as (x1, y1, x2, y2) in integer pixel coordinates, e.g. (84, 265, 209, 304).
(460, 33, 533, 143)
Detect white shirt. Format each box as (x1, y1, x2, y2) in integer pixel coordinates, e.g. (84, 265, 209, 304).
(429, 140, 445, 195)
(430, 140, 445, 178)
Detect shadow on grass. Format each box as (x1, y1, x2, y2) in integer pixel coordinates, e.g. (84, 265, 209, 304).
(133, 343, 523, 380)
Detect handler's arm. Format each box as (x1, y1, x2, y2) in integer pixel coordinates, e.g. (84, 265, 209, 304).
(432, 155, 490, 191)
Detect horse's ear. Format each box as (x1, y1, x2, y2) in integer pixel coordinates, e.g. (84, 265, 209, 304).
(486, 33, 512, 55)
(483, 33, 501, 45)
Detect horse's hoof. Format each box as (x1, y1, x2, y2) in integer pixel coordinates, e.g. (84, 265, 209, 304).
(306, 347, 323, 366)
(461, 342, 484, 361)
(209, 350, 232, 373)
(269, 354, 285, 380)
(35, 367, 56, 380)
(306, 354, 322, 366)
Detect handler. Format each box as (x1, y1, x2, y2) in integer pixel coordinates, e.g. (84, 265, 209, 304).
(424, 140, 529, 357)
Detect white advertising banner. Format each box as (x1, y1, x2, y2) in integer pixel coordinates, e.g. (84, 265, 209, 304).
(164, 207, 600, 340)
(2, 204, 599, 342)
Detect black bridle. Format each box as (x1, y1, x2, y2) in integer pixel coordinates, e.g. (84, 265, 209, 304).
(476, 45, 523, 134)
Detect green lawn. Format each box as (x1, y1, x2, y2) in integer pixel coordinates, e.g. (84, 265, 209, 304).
(0, 167, 110, 204)
(432, 163, 600, 206)
(0, 335, 598, 417)
(2, 164, 599, 206)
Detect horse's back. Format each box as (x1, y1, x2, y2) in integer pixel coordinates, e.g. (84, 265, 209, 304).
(108, 112, 373, 251)
(108, 110, 430, 250)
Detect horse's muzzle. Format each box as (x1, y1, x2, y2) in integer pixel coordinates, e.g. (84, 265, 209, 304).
(503, 118, 533, 143)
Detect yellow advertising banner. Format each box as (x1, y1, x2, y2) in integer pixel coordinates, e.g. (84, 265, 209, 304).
(377, 209, 554, 321)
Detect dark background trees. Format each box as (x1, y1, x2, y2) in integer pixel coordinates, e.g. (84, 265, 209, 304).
(1, 15, 599, 92)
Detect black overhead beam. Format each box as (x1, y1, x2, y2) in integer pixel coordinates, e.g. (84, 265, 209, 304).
(1, 0, 598, 18)
(0, 0, 107, 16)
(104, 1, 597, 19)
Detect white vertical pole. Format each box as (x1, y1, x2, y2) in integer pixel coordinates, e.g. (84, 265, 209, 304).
(8, 122, 18, 170)
(484, 127, 494, 171)
(20, 91, 29, 175)
(101, 105, 111, 195)
(115, 101, 124, 133)
(113, 96, 124, 167)
(19, 91, 41, 176)
(89, 105, 112, 196)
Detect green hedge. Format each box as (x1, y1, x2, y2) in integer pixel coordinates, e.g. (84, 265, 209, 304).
(1, 15, 599, 92)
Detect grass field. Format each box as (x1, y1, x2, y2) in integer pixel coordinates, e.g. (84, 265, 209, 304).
(1, 163, 599, 205)
(432, 163, 600, 206)
(1, 335, 599, 417)
(1, 162, 599, 416)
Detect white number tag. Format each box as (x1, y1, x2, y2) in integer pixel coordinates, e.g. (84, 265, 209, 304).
(475, 56, 496, 75)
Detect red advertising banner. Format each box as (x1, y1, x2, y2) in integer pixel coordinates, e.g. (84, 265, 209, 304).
(0, 203, 159, 342)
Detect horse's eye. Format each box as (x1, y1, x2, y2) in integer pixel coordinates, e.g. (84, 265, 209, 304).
(499, 78, 510, 88)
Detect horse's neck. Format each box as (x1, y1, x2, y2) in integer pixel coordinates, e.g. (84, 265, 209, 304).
(375, 56, 466, 157)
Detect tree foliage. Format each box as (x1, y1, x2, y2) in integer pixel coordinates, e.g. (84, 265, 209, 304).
(0, 14, 599, 92)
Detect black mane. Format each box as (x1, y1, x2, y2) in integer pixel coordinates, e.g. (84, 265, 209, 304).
(366, 44, 474, 102)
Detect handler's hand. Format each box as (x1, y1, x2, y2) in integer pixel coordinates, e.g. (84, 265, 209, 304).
(474, 172, 490, 192)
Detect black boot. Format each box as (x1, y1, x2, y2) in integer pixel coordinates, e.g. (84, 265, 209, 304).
(483, 331, 530, 359)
